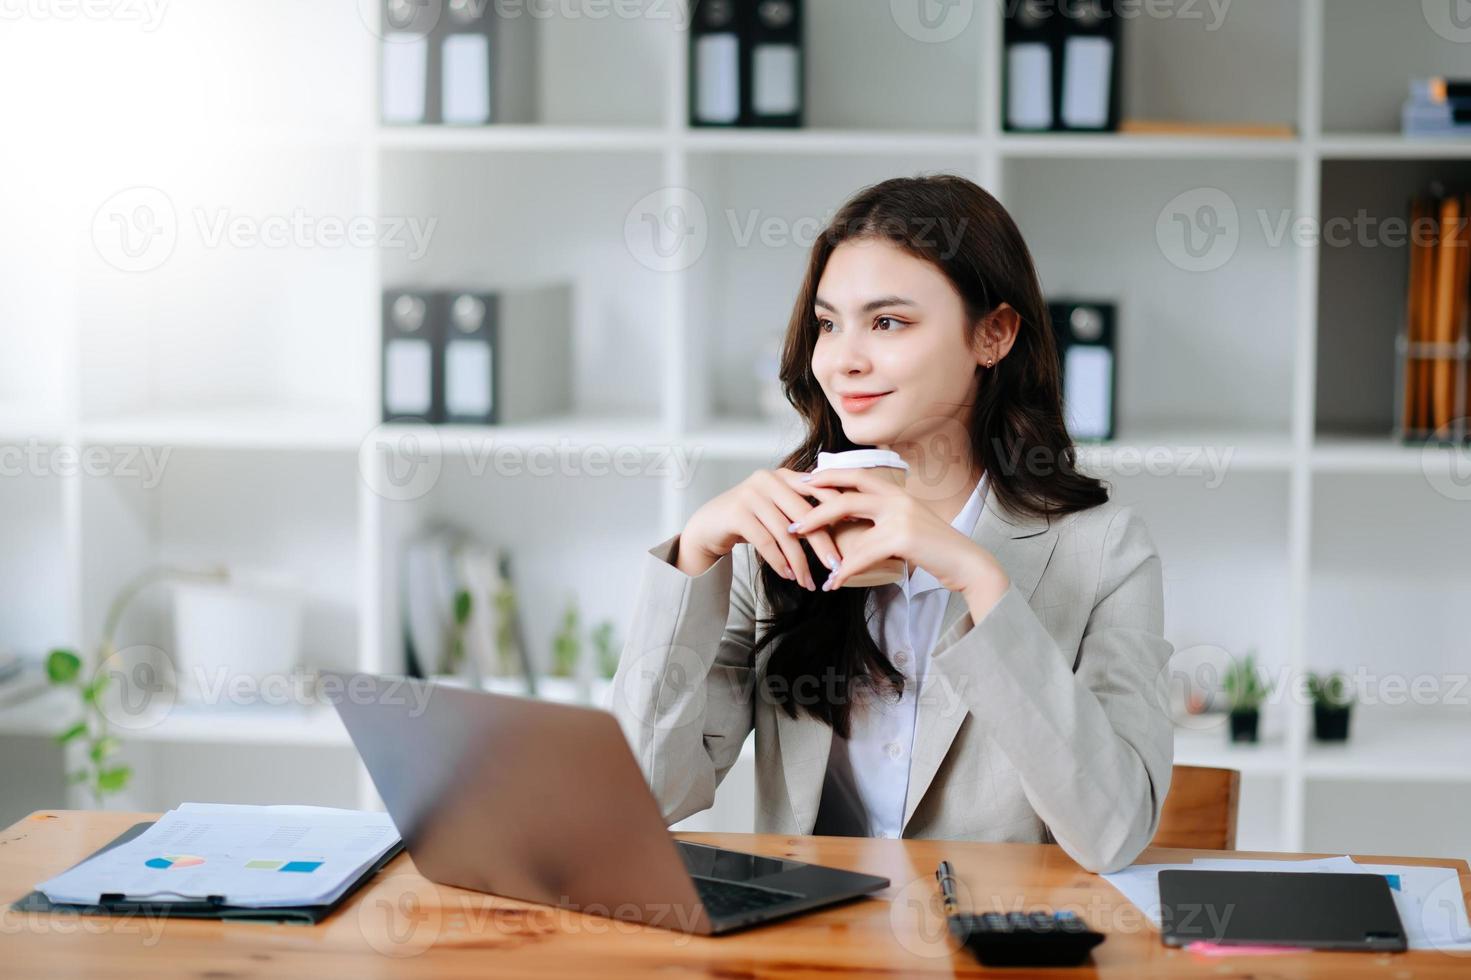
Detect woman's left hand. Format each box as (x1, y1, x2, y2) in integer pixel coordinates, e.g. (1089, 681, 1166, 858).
(790, 467, 1011, 606)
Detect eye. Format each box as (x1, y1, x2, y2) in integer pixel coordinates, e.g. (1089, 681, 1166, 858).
(875, 315, 907, 331)
(817, 317, 834, 333)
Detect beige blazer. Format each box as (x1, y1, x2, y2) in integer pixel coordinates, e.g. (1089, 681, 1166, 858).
(610, 480, 1175, 874)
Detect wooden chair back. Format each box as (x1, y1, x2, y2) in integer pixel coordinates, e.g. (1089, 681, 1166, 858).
(1152, 765, 1240, 850)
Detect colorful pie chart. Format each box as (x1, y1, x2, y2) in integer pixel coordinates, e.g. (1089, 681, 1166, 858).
(144, 854, 206, 869)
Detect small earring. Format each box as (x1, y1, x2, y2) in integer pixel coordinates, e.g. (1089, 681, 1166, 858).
(985, 358, 995, 369)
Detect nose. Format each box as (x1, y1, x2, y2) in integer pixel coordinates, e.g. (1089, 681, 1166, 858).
(829, 323, 874, 375)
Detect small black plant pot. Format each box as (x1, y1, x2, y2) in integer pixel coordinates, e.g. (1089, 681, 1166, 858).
(1229, 709, 1260, 743)
(1313, 705, 1352, 742)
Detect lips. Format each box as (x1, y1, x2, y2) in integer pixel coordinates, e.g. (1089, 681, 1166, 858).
(840, 392, 891, 413)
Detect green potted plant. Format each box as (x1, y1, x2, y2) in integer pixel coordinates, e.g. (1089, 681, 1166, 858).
(1307, 670, 1355, 742)
(441, 588, 470, 679)
(1223, 651, 1271, 743)
(45, 649, 130, 807)
(589, 620, 620, 708)
(47, 564, 227, 806)
(543, 598, 583, 704)
(485, 568, 538, 697)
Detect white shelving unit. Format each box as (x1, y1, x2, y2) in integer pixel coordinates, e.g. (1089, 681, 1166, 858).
(1, 1, 1467, 860)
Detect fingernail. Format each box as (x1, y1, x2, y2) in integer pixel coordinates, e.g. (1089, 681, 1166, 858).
(800, 474, 812, 482)
(788, 522, 802, 533)
(826, 555, 840, 571)
(822, 575, 836, 592)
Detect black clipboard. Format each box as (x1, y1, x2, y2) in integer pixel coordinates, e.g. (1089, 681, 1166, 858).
(10, 821, 405, 925)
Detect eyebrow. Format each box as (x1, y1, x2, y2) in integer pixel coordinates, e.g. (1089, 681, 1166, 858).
(814, 295, 919, 315)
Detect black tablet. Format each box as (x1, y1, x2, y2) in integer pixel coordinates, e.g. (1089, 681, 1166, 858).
(1158, 869, 1407, 952)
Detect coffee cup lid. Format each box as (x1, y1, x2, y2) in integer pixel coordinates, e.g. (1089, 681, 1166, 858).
(814, 449, 910, 472)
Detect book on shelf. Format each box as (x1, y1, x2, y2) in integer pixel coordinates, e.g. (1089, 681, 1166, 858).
(1400, 189, 1470, 441)
(1402, 77, 1471, 137)
(1116, 119, 1294, 139)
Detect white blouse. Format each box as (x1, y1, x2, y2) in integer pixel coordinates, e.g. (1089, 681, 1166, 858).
(812, 473, 987, 839)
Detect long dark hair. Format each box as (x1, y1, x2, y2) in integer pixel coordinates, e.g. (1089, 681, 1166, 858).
(753, 174, 1108, 737)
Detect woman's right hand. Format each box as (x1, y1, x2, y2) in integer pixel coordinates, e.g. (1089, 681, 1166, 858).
(676, 468, 843, 591)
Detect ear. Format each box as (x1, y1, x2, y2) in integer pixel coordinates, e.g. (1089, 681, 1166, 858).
(975, 303, 1021, 366)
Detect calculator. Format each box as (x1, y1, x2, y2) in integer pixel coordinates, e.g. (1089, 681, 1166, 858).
(947, 909, 1106, 967)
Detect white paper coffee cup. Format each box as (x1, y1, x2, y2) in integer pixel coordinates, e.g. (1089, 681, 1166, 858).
(810, 449, 909, 588)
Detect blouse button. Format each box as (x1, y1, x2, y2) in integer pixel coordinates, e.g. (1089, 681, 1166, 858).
(885, 741, 903, 761)
(893, 650, 910, 668)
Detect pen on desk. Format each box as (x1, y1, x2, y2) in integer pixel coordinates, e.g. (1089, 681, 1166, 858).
(935, 860, 959, 916)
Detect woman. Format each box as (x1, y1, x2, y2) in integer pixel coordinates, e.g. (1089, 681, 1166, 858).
(611, 175, 1173, 874)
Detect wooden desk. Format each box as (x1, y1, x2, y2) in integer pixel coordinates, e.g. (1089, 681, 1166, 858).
(3, 810, 1469, 978)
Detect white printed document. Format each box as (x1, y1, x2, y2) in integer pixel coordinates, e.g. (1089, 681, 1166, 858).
(37, 803, 401, 908)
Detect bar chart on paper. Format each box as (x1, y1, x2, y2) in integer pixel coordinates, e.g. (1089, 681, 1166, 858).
(37, 803, 400, 908)
(143, 855, 206, 870)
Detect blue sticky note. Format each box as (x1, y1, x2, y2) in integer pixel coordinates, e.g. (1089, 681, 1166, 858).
(279, 860, 323, 873)
(1383, 874, 1401, 891)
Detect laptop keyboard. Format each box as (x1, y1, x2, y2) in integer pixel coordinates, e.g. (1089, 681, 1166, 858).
(691, 876, 800, 919)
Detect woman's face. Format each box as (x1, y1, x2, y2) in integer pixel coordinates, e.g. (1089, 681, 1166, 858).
(810, 237, 985, 451)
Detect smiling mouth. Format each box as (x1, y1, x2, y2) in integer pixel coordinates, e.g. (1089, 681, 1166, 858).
(840, 392, 891, 411)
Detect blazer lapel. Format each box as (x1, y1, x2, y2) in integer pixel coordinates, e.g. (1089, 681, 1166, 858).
(774, 698, 833, 834)
(902, 479, 1058, 830)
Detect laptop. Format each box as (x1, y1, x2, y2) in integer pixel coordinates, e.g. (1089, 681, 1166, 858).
(1158, 869, 1407, 951)
(324, 671, 889, 935)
